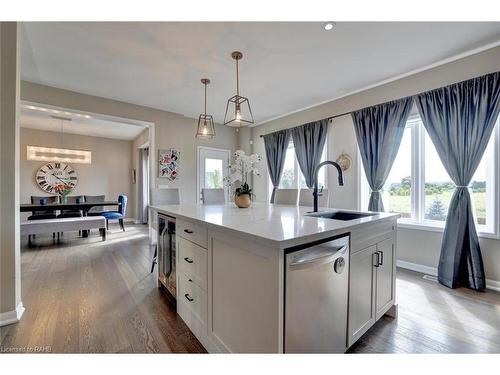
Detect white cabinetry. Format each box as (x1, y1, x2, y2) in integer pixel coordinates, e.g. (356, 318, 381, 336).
(176, 218, 209, 345)
(348, 227, 396, 347)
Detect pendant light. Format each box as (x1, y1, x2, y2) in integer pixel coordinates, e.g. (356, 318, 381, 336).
(223, 51, 254, 127)
(196, 78, 216, 139)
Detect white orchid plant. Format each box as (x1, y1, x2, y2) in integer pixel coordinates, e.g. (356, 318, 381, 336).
(225, 150, 262, 197)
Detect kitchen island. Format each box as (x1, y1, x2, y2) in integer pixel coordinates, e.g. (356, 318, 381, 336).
(150, 203, 399, 353)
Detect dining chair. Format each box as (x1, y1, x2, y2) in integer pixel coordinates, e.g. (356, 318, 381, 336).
(273, 189, 298, 205)
(150, 188, 180, 205)
(102, 195, 128, 231)
(85, 195, 106, 216)
(57, 196, 85, 218)
(201, 188, 225, 204)
(28, 195, 60, 243)
(298, 188, 329, 208)
(29, 195, 60, 220)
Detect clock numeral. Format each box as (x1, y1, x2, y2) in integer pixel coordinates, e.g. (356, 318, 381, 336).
(68, 170, 75, 175)
(63, 165, 68, 171)
(37, 176, 45, 180)
(54, 163, 61, 169)
(70, 177, 77, 180)
(47, 164, 54, 170)
(47, 186, 54, 193)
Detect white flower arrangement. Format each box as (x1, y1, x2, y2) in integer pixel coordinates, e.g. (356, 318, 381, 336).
(225, 150, 262, 197)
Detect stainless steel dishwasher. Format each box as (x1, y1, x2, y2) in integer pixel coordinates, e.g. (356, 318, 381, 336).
(284, 234, 349, 353)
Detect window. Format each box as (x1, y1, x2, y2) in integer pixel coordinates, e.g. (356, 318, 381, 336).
(276, 139, 326, 189)
(204, 158, 224, 188)
(360, 115, 499, 235)
(381, 126, 412, 218)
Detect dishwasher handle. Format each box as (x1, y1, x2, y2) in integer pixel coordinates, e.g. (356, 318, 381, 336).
(288, 245, 347, 270)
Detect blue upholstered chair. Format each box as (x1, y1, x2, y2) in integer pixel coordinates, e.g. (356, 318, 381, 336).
(102, 195, 127, 231)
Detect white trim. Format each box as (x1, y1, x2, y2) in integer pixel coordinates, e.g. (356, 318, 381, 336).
(252, 41, 500, 127)
(397, 260, 438, 276)
(397, 220, 500, 240)
(137, 140, 149, 149)
(486, 279, 500, 293)
(397, 260, 500, 292)
(0, 302, 25, 327)
(197, 146, 231, 204)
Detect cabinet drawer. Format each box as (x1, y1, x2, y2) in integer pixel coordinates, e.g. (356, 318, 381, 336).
(177, 218, 208, 248)
(350, 220, 395, 254)
(177, 236, 207, 290)
(177, 273, 207, 337)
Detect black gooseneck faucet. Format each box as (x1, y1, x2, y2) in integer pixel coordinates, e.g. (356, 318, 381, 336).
(313, 161, 344, 212)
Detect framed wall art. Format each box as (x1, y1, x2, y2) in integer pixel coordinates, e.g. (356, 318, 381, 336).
(158, 148, 179, 181)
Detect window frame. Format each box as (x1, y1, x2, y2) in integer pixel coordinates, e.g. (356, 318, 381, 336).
(268, 138, 328, 201)
(358, 115, 500, 239)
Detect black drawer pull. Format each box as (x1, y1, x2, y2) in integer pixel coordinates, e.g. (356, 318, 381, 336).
(184, 257, 194, 264)
(188, 278, 193, 282)
(184, 293, 194, 302)
(184, 229, 193, 234)
(373, 252, 380, 268)
(379, 251, 384, 266)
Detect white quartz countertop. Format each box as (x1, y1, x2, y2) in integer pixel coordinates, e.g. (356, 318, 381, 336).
(150, 203, 399, 249)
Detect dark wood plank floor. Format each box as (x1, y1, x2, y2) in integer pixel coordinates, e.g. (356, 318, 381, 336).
(1, 224, 499, 353)
(0, 224, 206, 353)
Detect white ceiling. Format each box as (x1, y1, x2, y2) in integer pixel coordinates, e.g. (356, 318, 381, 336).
(20, 106, 147, 141)
(21, 22, 500, 125)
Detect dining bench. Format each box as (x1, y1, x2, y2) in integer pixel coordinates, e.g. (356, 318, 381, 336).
(21, 216, 107, 245)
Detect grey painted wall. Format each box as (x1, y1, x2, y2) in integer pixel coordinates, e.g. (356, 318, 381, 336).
(20, 128, 135, 220)
(20, 81, 239, 206)
(0, 22, 22, 318)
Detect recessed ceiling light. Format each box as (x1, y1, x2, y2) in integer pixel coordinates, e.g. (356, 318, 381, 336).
(323, 22, 336, 31)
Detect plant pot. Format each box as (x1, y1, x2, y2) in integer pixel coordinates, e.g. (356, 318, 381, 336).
(61, 195, 68, 204)
(234, 194, 252, 208)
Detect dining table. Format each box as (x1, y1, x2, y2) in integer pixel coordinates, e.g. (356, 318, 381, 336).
(20, 201, 120, 216)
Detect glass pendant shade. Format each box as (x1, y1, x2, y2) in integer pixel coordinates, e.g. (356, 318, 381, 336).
(195, 78, 216, 139)
(224, 51, 254, 127)
(223, 94, 254, 127)
(196, 114, 215, 139)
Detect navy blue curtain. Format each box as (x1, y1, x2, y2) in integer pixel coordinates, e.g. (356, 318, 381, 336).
(416, 71, 500, 290)
(352, 97, 414, 211)
(263, 129, 291, 203)
(290, 119, 329, 188)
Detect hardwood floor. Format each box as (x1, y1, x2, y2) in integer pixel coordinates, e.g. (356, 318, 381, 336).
(348, 270, 500, 353)
(1, 224, 499, 353)
(0, 224, 206, 353)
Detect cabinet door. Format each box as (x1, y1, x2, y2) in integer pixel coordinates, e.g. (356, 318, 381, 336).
(348, 245, 377, 347)
(375, 238, 395, 319)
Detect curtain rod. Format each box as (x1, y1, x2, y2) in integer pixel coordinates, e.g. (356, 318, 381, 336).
(258, 111, 352, 138)
(258, 70, 500, 139)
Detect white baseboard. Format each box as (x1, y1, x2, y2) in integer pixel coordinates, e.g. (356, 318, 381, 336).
(0, 302, 25, 327)
(397, 260, 500, 292)
(397, 260, 437, 277)
(486, 279, 500, 292)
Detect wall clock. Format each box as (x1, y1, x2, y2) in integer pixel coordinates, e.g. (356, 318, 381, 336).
(35, 162, 78, 194)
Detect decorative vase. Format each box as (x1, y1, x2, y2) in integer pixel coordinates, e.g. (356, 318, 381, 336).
(234, 194, 251, 208)
(61, 195, 68, 204)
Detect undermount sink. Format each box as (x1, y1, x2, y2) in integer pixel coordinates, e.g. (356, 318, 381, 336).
(305, 210, 377, 221)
